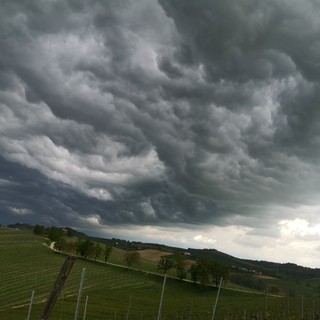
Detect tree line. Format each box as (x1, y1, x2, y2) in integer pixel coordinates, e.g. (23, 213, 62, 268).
(157, 255, 229, 287)
(34, 225, 270, 291)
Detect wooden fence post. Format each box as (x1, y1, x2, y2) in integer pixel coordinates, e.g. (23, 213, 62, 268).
(40, 255, 76, 320)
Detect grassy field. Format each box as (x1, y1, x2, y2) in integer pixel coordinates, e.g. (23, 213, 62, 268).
(1, 229, 320, 319)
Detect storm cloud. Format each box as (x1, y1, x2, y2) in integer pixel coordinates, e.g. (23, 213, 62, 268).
(1, 0, 320, 263)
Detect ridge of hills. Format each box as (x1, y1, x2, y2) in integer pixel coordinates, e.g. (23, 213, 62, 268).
(5, 223, 320, 285)
(2, 227, 314, 319)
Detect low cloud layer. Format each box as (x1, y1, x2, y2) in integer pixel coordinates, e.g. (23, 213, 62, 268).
(1, 0, 320, 265)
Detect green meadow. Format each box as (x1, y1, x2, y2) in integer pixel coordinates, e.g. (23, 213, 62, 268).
(1, 229, 319, 319)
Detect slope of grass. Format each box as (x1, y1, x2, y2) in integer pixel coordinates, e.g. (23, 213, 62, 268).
(2, 228, 320, 319)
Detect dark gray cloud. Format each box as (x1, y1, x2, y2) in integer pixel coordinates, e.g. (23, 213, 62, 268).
(1, 0, 320, 240)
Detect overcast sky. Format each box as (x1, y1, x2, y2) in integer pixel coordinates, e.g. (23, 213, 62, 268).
(2, 0, 320, 267)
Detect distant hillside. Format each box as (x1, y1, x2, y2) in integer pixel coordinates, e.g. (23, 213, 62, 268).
(186, 247, 320, 280)
(6, 222, 320, 284)
(64, 227, 87, 238)
(87, 232, 320, 290)
(187, 248, 258, 269)
(243, 259, 320, 279)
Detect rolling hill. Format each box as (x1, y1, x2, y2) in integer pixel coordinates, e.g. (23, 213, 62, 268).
(1, 224, 320, 319)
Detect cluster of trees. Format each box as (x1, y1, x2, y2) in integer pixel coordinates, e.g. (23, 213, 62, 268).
(34, 224, 143, 268)
(54, 237, 142, 269)
(55, 238, 114, 263)
(33, 224, 268, 292)
(157, 254, 189, 280)
(33, 225, 65, 241)
(34, 224, 272, 292)
(157, 255, 229, 286)
(124, 251, 141, 268)
(244, 260, 320, 279)
(229, 273, 267, 291)
(33, 225, 85, 241)
(189, 258, 229, 286)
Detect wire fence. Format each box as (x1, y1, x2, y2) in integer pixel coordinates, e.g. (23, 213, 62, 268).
(1, 228, 320, 320)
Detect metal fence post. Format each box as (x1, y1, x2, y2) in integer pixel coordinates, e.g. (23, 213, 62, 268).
(74, 268, 86, 320)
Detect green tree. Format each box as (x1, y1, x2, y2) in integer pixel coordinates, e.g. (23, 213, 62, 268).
(104, 245, 113, 263)
(124, 251, 140, 268)
(210, 261, 229, 286)
(196, 258, 211, 286)
(189, 258, 212, 286)
(54, 238, 67, 251)
(33, 225, 45, 236)
(75, 238, 83, 255)
(93, 243, 102, 260)
(47, 227, 64, 242)
(61, 239, 76, 254)
(157, 256, 175, 274)
(78, 239, 94, 258)
(189, 264, 198, 284)
(229, 274, 266, 291)
(174, 254, 187, 280)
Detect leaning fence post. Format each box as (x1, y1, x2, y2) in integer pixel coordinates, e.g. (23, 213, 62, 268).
(26, 290, 35, 320)
(40, 255, 76, 320)
(74, 267, 86, 320)
(211, 277, 223, 320)
(313, 299, 315, 320)
(82, 295, 89, 320)
(126, 295, 132, 320)
(157, 274, 167, 320)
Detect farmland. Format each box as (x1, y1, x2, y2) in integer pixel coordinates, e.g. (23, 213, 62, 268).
(1, 228, 320, 319)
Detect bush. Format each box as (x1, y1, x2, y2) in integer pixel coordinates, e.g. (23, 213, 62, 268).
(33, 225, 45, 236)
(47, 227, 64, 241)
